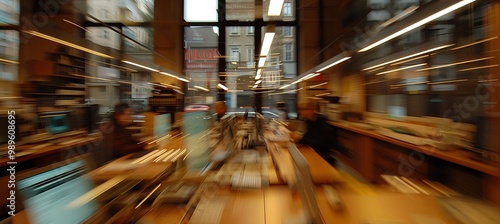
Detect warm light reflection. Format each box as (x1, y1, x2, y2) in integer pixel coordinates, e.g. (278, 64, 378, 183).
(459, 64, 499, 72)
(315, 92, 330, 97)
(362, 44, 453, 71)
(123, 60, 159, 72)
(376, 63, 427, 75)
(308, 82, 328, 89)
(416, 57, 493, 71)
(0, 58, 18, 64)
(451, 37, 498, 50)
(23, 30, 113, 58)
(194, 85, 209, 91)
(428, 79, 468, 85)
(391, 55, 429, 66)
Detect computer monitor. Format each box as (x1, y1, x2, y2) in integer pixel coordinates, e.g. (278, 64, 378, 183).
(38, 111, 71, 134)
(70, 104, 99, 134)
(17, 158, 98, 224)
(287, 143, 325, 224)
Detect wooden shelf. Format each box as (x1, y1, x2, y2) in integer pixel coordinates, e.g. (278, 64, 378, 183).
(56, 62, 85, 69)
(52, 52, 86, 60)
(33, 83, 85, 89)
(29, 93, 85, 96)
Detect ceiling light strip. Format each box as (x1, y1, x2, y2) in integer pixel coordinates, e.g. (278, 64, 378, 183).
(316, 57, 351, 72)
(359, 0, 475, 52)
(218, 83, 229, 90)
(268, 0, 285, 16)
(260, 32, 275, 56)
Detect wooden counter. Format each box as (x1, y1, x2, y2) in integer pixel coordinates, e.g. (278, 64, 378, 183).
(329, 120, 500, 205)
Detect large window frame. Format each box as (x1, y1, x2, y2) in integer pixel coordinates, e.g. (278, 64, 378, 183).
(183, 0, 298, 114)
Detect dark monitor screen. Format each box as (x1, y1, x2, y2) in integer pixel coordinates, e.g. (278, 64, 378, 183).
(473, 116, 494, 152)
(17, 159, 98, 224)
(39, 111, 71, 134)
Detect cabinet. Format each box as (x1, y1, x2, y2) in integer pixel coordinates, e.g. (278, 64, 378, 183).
(373, 139, 428, 184)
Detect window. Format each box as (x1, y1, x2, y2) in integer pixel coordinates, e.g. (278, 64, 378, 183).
(103, 30, 109, 39)
(230, 27, 240, 35)
(230, 47, 240, 62)
(100, 9, 110, 19)
(283, 44, 293, 61)
(184, 0, 218, 22)
(247, 26, 255, 35)
(247, 48, 254, 62)
(283, 2, 292, 16)
(283, 27, 292, 37)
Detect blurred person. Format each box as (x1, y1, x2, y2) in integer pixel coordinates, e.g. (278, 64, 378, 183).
(107, 102, 147, 159)
(290, 100, 338, 166)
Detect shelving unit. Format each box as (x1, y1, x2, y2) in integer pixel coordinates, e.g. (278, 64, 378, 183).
(26, 46, 87, 109)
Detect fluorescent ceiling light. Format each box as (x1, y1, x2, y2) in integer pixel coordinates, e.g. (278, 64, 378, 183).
(123, 60, 159, 72)
(253, 85, 258, 88)
(258, 57, 267, 68)
(362, 44, 453, 71)
(255, 69, 262, 80)
(255, 80, 262, 85)
(316, 57, 351, 72)
(376, 63, 427, 75)
(23, 30, 113, 58)
(279, 84, 291, 89)
(218, 83, 228, 90)
(160, 71, 177, 78)
(416, 57, 493, 71)
(359, 0, 475, 52)
(260, 32, 275, 56)
(177, 77, 190, 82)
(194, 85, 209, 91)
(268, 0, 285, 16)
